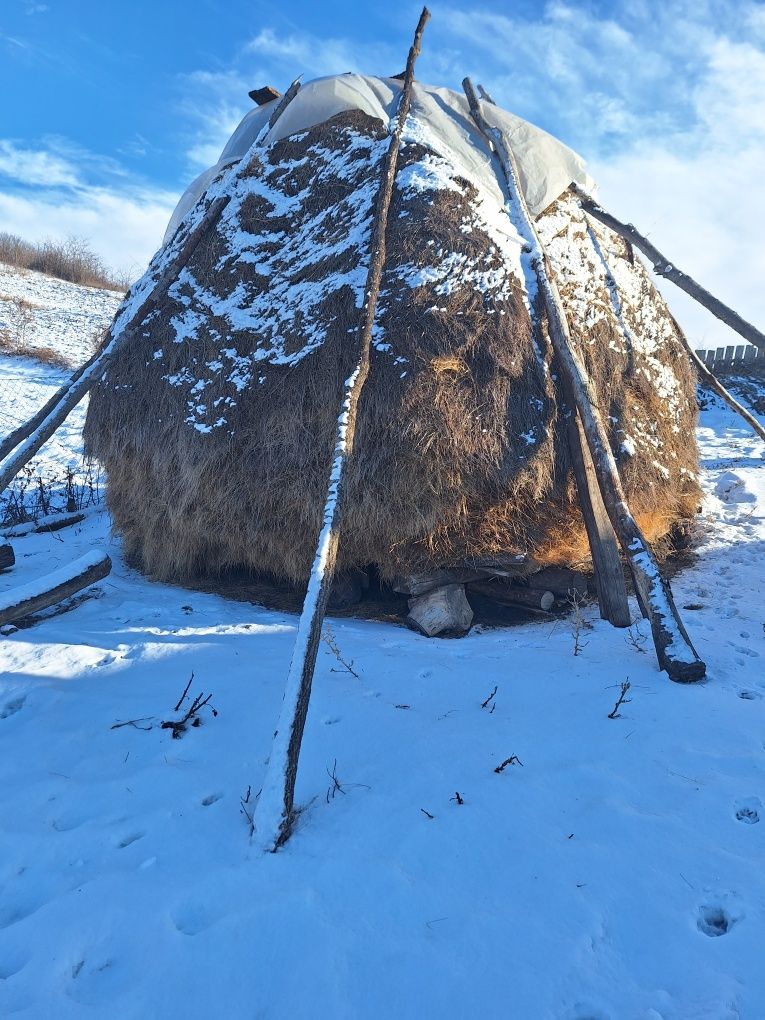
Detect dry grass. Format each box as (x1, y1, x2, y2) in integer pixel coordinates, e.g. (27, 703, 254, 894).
(85, 110, 701, 588)
(0, 233, 127, 291)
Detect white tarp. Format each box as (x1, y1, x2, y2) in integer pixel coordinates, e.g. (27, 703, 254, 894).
(164, 74, 595, 243)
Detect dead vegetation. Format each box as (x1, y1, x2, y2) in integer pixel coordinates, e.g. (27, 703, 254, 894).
(0, 232, 127, 291)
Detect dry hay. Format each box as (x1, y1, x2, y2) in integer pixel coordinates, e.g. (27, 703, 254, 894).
(85, 109, 700, 590)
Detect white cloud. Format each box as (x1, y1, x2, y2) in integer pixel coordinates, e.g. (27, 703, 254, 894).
(0, 140, 80, 187)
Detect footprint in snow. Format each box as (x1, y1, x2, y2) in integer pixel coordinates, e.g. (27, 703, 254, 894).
(0, 695, 26, 720)
(201, 793, 223, 807)
(738, 690, 761, 700)
(170, 901, 222, 936)
(115, 831, 145, 849)
(734, 797, 762, 824)
(697, 904, 736, 937)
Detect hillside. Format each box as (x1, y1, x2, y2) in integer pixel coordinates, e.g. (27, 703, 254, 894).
(0, 268, 764, 1018)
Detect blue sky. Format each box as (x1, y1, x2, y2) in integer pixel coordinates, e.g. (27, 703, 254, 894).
(1, 0, 764, 347)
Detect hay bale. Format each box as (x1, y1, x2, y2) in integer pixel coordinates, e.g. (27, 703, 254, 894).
(84, 82, 700, 591)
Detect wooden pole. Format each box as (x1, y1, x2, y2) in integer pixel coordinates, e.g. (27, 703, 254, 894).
(0, 550, 111, 627)
(674, 321, 765, 444)
(476, 85, 629, 627)
(252, 7, 431, 852)
(571, 184, 765, 354)
(0, 82, 304, 495)
(463, 78, 705, 682)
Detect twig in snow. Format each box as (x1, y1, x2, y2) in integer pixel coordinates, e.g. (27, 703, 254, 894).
(451, 791, 464, 805)
(626, 625, 648, 654)
(322, 625, 360, 679)
(162, 678, 217, 738)
(421, 808, 435, 819)
(607, 680, 632, 719)
(480, 685, 497, 709)
(240, 785, 255, 835)
(326, 759, 347, 803)
(494, 755, 524, 773)
(173, 671, 194, 711)
(111, 717, 153, 731)
(568, 591, 590, 656)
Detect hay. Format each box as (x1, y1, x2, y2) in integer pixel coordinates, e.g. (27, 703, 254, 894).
(85, 107, 700, 588)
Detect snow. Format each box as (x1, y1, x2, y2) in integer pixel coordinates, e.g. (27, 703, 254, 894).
(1, 269, 765, 1016)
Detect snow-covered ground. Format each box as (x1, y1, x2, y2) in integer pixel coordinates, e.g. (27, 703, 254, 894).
(0, 265, 122, 517)
(1, 266, 764, 1018)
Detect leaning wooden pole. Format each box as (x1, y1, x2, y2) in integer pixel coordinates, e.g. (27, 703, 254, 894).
(0, 80, 303, 495)
(571, 184, 765, 354)
(252, 7, 431, 852)
(463, 78, 705, 682)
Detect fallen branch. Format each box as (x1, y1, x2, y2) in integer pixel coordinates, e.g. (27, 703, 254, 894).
(251, 6, 432, 853)
(480, 685, 497, 709)
(494, 755, 524, 773)
(572, 184, 765, 353)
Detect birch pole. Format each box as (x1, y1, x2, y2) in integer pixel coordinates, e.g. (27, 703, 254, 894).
(252, 7, 431, 852)
(463, 78, 705, 683)
(571, 184, 765, 353)
(0, 80, 303, 495)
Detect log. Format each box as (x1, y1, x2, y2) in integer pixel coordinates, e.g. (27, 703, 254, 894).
(407, 583, 473, 636)
(252, 8, 432, 853)
(393, 567, 485, 596)
(571, 184, 765, 354)
(0, 550, 111, 627)
(1, 510, 86, 539)
(527, 566, 588, 599)
(0, 81, 304, 496)
(469, 579, 554, 611)
(0, 544, 14, 572)
(463, 78, 704, 682)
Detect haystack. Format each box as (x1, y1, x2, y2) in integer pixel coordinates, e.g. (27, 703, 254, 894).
(84, 74, 700, 593)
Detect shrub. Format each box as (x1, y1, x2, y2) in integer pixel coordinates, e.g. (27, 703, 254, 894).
(0, 232, 126, 291)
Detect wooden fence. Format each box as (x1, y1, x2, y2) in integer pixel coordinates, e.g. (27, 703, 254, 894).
(694, 344, 762, 372)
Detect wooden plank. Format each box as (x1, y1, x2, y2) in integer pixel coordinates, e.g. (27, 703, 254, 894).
(745, 345, 756, 363)
(249, 85, 281, 105)
(735, 345, 745, 362)
(463, 77, 704, 682)
(572, 185, 765, 353)
(0, 544, 14, 572)
(0, 551, 111, 627)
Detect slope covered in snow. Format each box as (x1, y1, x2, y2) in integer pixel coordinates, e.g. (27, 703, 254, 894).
(0, 270, 764, 1018)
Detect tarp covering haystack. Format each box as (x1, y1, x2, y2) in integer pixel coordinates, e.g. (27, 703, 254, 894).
(84, 74, 701, 589)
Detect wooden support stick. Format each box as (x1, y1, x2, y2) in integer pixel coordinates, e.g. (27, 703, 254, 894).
(571, 184, 765, 353)
(675, 322, 765, 444)
(252, 7, 431, 852)
(1, 510, 87, 540)
(0, 550, 111, 627)
(0, 82, 304, 496)
(561, 382, 631, 627)
(463, 78, 704, 682)
(0, 543, 14, 572)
